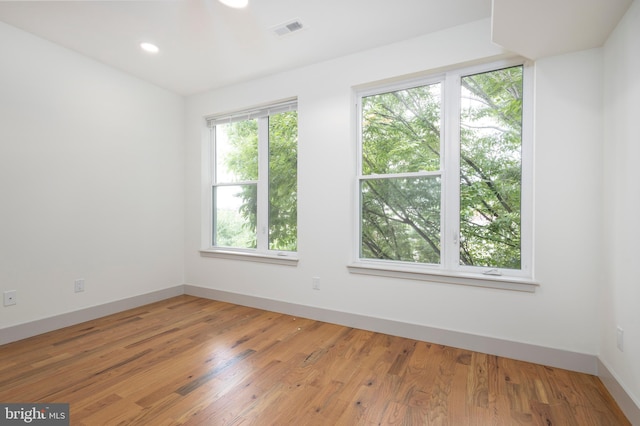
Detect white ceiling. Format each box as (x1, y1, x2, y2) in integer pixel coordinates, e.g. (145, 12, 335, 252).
(492, 0, 632, 60)
(0, 0, 491, 95)
(0, 0, 632, 96)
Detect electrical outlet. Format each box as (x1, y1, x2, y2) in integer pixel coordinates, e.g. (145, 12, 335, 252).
(616, 327, 624, 352)
(312, 276, 320, 290)
(74, 279, 85, 293)
(3, 290, 17, 306)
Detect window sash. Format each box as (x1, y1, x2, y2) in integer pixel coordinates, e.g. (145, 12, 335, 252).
(212, 183, 257, 249)
(359, 174, 442, 264)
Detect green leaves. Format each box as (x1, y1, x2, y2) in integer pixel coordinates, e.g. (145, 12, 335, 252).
(215, 111, 298, 252)
(268, 111, 298, 251)
(362, 84, 441, 175)
(460, 66, 523, 268)
(217, 65, 525, 269)
(217, 120, 259, 182)
(361, 176, 441, 263)
(360, 66, 524, 269)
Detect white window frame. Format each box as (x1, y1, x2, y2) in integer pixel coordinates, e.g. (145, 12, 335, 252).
(200, 99, 298, 266)
(349, 59, 537, 291)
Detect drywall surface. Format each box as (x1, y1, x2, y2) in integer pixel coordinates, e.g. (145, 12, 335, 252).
(601, 0, 640, 409)
(184, 19, 602, 356)
(0, 21, 185, 328)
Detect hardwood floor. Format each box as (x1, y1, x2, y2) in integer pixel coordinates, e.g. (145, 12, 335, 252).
(0, 295, 629, 425)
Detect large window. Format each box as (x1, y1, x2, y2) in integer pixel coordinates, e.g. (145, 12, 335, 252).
(206, 99, 298, 258)
(356, 62, 532, 284)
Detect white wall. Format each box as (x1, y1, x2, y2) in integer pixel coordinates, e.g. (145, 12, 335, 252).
(602, 0, 640, 407)
(184, 19, 603, 357)
(0, 21, 185, 328)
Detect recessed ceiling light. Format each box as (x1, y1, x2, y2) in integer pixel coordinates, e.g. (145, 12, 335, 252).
(140, 42, 159, 54)
(218, 0, 248, 9)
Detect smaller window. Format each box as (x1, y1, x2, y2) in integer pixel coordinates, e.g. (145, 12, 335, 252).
(204, 99, 298, 261)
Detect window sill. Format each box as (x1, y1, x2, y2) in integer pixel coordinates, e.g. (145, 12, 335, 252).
(200, 249, 298, 266)
(347, 262, 538, 292)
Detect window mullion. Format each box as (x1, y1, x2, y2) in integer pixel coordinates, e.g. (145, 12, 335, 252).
(442, 72, 461, 271)
(257, 117, 269, 251)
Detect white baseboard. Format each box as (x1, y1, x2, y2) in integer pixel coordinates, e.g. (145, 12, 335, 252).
(0, 286, 184, 345)
(184, 285, 597, 374)
(598, 358, 640, 425)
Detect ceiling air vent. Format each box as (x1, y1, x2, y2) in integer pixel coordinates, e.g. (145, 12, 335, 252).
(272, 19, 305, 37)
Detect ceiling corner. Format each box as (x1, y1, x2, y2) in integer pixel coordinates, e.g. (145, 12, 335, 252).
(491, 0, 633, 60)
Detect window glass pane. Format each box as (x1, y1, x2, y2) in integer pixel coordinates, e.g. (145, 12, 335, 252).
(215, 120, 258, 183)
(459, 66, 523, 269)
(362, 83, 441, 175)
(268, 111, 298, 251)
(361, 176, 441, 263)
(214, 184, 257, 249)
